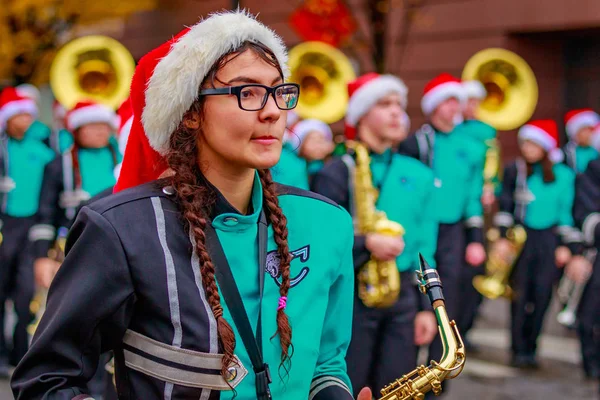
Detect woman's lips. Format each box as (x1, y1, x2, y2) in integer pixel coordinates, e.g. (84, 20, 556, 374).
(252, 135, 278, 145)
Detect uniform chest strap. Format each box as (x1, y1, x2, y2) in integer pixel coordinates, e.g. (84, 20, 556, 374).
(122, 329, 247, 390)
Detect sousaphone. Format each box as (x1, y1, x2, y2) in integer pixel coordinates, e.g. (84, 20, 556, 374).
(462, 48, 538, 131)
(288, 41, 356, 124)
(50, 35, 135, 110)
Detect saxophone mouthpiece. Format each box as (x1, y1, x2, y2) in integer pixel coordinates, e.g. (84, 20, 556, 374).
(417, 253, 445, 307)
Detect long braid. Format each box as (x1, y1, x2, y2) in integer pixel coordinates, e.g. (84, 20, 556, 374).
(166, 111, 237, 379)
(258, 169, 294, 375)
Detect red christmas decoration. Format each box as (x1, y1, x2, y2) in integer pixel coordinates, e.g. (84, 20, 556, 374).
(289, 0, 356, 47)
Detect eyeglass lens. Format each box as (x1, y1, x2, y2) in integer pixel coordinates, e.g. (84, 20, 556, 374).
(240, 84, 299, 111)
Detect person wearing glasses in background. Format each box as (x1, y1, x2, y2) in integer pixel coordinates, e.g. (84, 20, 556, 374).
(12, 10, 370, 400)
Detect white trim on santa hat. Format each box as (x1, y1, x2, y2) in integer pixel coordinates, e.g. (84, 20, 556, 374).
(421, 81, 464, 116)
(288, 119, 332, 152)
(462, 80, 486, 100)
(566, 110, 600, 139)
(518, 124, 556, 151)
(16, 84, 41, 104)
(346, 75, 407, 127)
(68, 104, 118, 131)
(0, 99, 38, 128)
(143, 10, 289, 155)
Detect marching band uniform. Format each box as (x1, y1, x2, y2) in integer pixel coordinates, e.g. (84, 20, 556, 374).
(272, 119, 333, 189)
(494, 120, 581, 367)
(453, 80, 498, 340)
(557, 109, 600, 173)
(573, 158, 600, 381)
(0, 87, 56, 369)
(12, 11, 355, 400)
(312, 73, 438, 395)
(397, 74, 485, 356)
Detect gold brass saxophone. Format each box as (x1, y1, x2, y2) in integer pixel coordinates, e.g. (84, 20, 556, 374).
(483, 138, 501, 195)
(28, 228, 67, 336)
(347, 141, 405, 308)
(378, 254, 466, 399)
(473, 225, 527, 299)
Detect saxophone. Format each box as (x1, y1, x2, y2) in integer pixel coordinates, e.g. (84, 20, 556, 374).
(473, 225, 527, 299)
(378, 254, 466, 399)
(348, 141, 405, 308)
(28, 227, 67, 336)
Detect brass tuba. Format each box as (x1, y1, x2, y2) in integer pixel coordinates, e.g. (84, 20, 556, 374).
(288, 41, 356, 124)
(347, 141, 404, 308)
(473, 225, 527, 299)
(462, 48, 538, 131)
(378, 255, 466, 399)
(50, 35, 135, 110)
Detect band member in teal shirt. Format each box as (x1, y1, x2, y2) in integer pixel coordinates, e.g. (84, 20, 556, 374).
(313, 72, 438, 396)
(493, 120, 581, 368)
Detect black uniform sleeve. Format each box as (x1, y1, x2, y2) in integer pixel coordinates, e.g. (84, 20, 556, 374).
(494, 162, 517, 239)
(30, 156, 64, 259)
(574, 159, 600, 246)
(396, 134, 420, 160)
(11, 207, 135, 400)
(311, 159, 371, 269)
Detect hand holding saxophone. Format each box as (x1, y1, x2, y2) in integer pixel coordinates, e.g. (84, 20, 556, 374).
(565, 255, 593, 284)
(366, 233, 405, 261)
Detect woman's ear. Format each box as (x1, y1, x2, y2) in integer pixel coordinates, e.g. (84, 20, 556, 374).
(183, 112, 201, 130)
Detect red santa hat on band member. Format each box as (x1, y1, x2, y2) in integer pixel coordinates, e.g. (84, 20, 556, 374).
(0, 87, 38, 129)
(564, 108, 600, 139)
(117, 98, 133, 153)
(421, 73, 465, 116)
(462, 80, 487, 100)
(288, 119, 332, 151)
(344, 72, 408, 140)
(115, 10, 288, 192)
(16, 83, 41, 104)
(518, 119, 559, 152)
(66, 101, 118, 132)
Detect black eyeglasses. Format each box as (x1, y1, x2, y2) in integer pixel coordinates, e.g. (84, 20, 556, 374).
(198, 83, 300, 111)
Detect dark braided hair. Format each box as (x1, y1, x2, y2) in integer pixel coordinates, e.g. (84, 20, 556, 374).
(164, 41, 293, 381)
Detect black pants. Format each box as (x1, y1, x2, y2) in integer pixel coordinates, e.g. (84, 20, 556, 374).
(457, 258, 484, 337)
(346, 271, 418, 396)
(428, 222, 464, 362)
(0, 215, 36, 365)
(578, 251, 600, 377)
(509, 227, 559, 357)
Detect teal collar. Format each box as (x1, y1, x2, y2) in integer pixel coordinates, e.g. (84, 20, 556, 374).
(205, 171, 263, 231)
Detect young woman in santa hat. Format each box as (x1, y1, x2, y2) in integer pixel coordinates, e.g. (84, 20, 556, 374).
(557, 108, 600, 174)
(493, 119, 582, 368)
(312, 72, 438, 396)
(12, 10, 367, 400)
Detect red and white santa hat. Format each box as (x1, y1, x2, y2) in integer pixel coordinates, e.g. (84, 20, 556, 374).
(117, 97, 134, 153)
(518, 119, 559, 152)
(16, 83, 41, 104)
(288, 118, 333, 151)
(344, 72, 408, 140)
(421, 73, 465, 116)
(462, 80, 487, 100)
(66, 101, 118, 132)
(564, 108, 600, 139)
(0, 87, 38, 129)
(115, 10, 288, 192)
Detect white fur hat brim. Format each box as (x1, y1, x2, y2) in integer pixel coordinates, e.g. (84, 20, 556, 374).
(68, 105, 118, 131)
(0, 99, 38, 128)
(518, 124, 556, 151)
(462, 80, 486, 100)
(421, 81, 465, 116)
(346, 75, 408, 127)
(289, 119, 332, 152)
(143, 10, 289, 155)
(566, 111, 600, 138)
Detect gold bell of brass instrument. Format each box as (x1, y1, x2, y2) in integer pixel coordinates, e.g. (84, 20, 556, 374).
(347, 141, 405, 308)
(473, 225, 527, 300)
(378, 254, 466, 400)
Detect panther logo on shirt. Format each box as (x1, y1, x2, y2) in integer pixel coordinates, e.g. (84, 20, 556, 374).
(266, 245, 310, 288)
